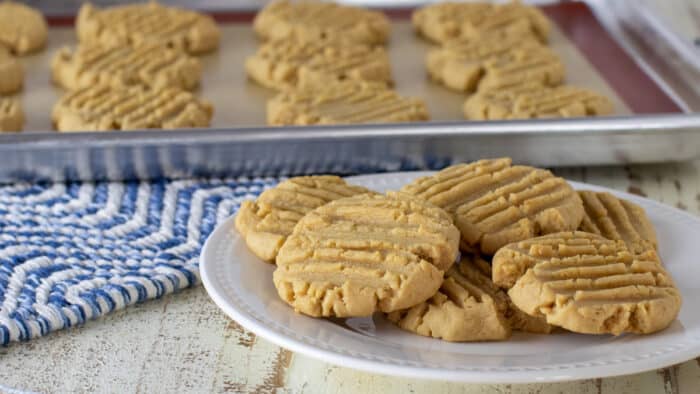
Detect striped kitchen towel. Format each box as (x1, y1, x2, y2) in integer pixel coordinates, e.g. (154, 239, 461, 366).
(0, 177, 279, 345)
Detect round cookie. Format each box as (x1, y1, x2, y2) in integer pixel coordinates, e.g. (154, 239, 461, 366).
(0, 1, 48, 55)
(387, 255, 511, 342)
(0, 44, 23, 94)
(493, 231, 681, 335)
(52, 42, 203, 91)
(234, 175, 373, 263)
(578, 190, 657, 254)
(254, 0, 390, 46)
(273, 192, 460, 318)
(76, 3, 220, 55)
(52, 84, 213, 132)
(0, 98, 24, 132)
(401, 158, 584, 255)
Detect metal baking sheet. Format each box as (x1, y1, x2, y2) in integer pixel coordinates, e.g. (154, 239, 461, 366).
(1, 2, 698, 182)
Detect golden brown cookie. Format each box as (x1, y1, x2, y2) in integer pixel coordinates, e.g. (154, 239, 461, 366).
(0, 98, 24, 132)
(268, 81, 429, 126)
(464, 85, 614, 120)
(494, 231, 681, 335)
(52, 42, 202, 91)
(273, 192, 460, 317)
(426, 34, 562, 93)
(465, 253, 554, 334)
(413, 1, 550, 44)
(76, 2, 220, 55)
(387, 255, 510, 342)
(254, 0, 390, 46)
(234, 176, 373, 263)
(0, 44, 23, 94)
(578, 190, 657, 254)
(402, 158, 584, 255)
(246, 38, 392, 91)
(0, 1, 47, 55)
(52, 84, 213, 132)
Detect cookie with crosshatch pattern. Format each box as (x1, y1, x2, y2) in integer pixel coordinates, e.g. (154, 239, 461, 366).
(267, 80, 429, 126)
(578, 190, 657, 255)
(76, 2, 220, 54)
(401, 158, 584, 255)
(246, 37, 392, 91)
(493, 231, 681, 335)
(52, 42, 203, 91)
(52, 84, 213, 132)
(273, 192, 460, 317)
(254, 0, 390, 46)
(464, 85, 614, 120)
(413, 1, 550, 44)
(426, 33, 563, 93)
(234, 175, 374, 263)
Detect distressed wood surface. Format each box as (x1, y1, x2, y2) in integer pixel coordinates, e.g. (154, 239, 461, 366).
(1, 161, 700, 394)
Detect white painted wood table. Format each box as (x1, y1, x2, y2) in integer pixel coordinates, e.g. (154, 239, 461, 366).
(2, 161, 700, 394)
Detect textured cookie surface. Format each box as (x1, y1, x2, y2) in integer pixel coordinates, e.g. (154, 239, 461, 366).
(52, 84, 213, 132)
(402, 158, 584, 255)
(52, 42, 202, 91)
(246, 38, 392, 90)
(0, 1, 47, 55)
(413, 2, 550, 44)
(0, 99, 24, 132)
(254, 0, 390, 46)
(387, 255, 511, 341)
(426, 34, 562, 93)
(234, 176, 373, 262)
(273, 192, 460, 317)
(0, 45, 23, 94)
(464, 85, 614, 120)
(76, 2, 220, 54)
(268, 81, 429, 126)
(579, 191, 658, 254)
(494, 231, 681, 335)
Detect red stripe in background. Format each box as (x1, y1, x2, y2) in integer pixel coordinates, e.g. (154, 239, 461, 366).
(542, 2, 681, 114)
(48, 3, 680, 114)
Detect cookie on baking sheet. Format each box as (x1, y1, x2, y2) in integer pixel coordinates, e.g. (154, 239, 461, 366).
(578, 190, 657, 254)
(402, 158, 584, 255)
(273, 192, 460, 317)
(464, 85, 614, 120)
(52, 84, 213, 132)
(267, 81, 429, 126)
(0, 1, 48, 55)
(477, 46, 564, 93)
(413, 1, 550, 44)
(426, 33, 561, 93)
(246, 38, 392, 91)
(254, 0, 390, 46)
(234, 176, 374, 263)
(0, 45, 23, 94)
(494, 231, 681, 335)
(52, 42, 203, 91)
(76, 2, 220, 55)
(0, 99, 24, 132)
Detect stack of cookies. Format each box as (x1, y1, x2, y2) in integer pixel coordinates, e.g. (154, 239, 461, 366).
(247, 0, 430, 125)
(235, 158, 681, 342)
(413, 1, 614, 120)
(50, 2, 219, 132)
(0, 1, 48, 132)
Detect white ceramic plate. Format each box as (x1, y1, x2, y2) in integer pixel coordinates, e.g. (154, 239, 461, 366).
(200, 172, 700, 383)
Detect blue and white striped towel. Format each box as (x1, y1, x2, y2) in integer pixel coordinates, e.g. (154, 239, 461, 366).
(0, 177, 279, 345)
